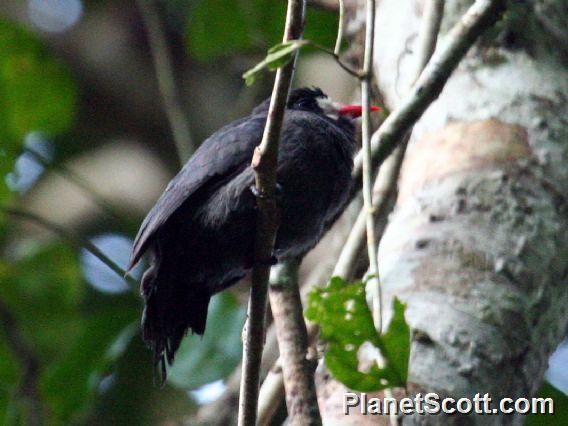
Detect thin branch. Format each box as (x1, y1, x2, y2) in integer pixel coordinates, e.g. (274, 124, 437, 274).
(307, 0, 339, 11)
(0, 298, 43, 426)
(137, 0, 194, 163)
(337, 0, 445, 283)
(257, 358, 285, 425)
(358, 3, 445, 421)
(194, 261, 314, 426)
(360, 5, 403, 421)
(333, 144, 405, 281)
(334, 0, 345, 55)
(360, 0, 382, 333)
(238, 1, 306, 425)
(414, 0, 446, 82)
(255, 201, 362, 423)
(2, 207, 137, 288)
(268, 258, 321, 425)
(352, 0, 507, 184)
(308, 42, 362, 77)
(258, 312, 317, 425)
(357, 2, 449, 424)
(364, 156, 405, 426)
(195, 253, 337, 425)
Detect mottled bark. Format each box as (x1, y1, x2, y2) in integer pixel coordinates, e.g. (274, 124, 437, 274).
(377, 0, 567, 424)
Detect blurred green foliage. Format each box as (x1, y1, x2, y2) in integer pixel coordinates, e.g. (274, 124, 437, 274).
(0, 236, 243, 423)
(0, 0, 337, 424)
(0, 243, 139, 423)
(186, 0, 337, 60)
(0, 18, 77, 220)
(306, 277, 410, 392)
(0, 11, 237, 424)
(0, 3, 338, 421)
(0, 21, 76, 142)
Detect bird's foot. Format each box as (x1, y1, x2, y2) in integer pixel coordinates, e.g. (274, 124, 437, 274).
(249, 183, 282, 201)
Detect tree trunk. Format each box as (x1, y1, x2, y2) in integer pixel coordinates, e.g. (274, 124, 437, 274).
(318, 0, 568, 424)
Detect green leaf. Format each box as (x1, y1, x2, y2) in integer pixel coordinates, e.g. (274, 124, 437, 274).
(167, 292, 246, 390)
(381, 298, 411, 384)
(265, 41, 307, 69)
(243, 40, 307, 86)
(305, 277, 410, 392)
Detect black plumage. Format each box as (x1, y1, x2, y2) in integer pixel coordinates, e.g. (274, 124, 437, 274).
(129, 87, 363, 376)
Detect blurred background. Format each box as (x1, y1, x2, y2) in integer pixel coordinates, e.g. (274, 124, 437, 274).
(0, 1, 358, 423)
(0, 0, 565, 425)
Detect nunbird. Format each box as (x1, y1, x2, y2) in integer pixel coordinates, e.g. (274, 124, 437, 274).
(128, 87, 379, 374)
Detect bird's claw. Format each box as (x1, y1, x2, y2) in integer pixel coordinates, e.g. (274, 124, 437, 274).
(249, 183, 282, 201)
(249, 184, 263, 199)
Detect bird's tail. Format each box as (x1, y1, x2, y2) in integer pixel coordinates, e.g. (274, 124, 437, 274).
(140, 247, 210, 384)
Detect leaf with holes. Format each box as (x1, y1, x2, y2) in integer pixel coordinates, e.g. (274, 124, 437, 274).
(305, 277, 410, 392)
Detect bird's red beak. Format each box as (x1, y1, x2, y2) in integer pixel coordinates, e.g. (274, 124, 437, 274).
(337, 104, 381, 118)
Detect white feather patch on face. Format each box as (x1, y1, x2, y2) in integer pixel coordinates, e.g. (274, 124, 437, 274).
(316, 97, 341, 120)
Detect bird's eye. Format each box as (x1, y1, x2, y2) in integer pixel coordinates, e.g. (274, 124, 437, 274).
(296, 99, 311, 109)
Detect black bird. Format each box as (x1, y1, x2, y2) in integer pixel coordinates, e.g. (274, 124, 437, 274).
(128, 87, 379, 376)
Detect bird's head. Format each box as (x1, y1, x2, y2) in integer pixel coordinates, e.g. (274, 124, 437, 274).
(287, 87, 380, 121)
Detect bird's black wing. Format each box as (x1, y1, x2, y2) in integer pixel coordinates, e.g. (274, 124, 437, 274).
(129, 115, 267, 269)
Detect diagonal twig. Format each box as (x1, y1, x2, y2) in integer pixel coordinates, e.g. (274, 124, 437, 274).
(2, 207, 137, 289)
(414, 0, 446, 81)
(336, 0, 445, 283)
(333, 142, 405, 281)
